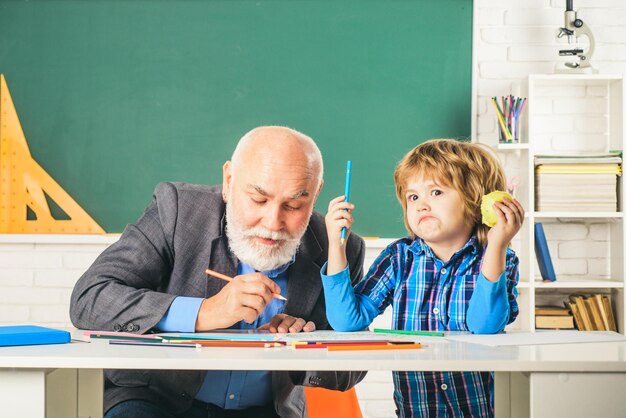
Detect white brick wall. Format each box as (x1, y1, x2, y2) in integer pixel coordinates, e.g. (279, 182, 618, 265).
(538, 220, 612, 280)
(0, 236, 113, 329)
(2, 1, 626, 417)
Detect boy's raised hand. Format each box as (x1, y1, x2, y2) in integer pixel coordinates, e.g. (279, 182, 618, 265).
(324, 195, 355, 275)
(325, 195, 355, 244)
(481, 197, 524, 282)
(487, 197, 525, 248)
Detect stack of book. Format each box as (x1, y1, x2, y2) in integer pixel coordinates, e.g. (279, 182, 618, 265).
(535, 153, 622, 212)
(535, 306, 575, 329)
(566, 294, 617, 331)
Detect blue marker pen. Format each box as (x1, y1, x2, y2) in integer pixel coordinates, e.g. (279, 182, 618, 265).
(341, 160, 352, 245)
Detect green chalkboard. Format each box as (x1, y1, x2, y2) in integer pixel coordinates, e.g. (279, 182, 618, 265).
(0, 0, 472, 237)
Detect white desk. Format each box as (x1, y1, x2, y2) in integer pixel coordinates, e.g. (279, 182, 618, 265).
(1, 339, 626, 418)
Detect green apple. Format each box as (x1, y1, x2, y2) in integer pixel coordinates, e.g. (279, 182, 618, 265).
(481, 191, 513, 227)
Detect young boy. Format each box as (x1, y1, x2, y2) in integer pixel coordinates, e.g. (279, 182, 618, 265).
(322, 139, 524, 417)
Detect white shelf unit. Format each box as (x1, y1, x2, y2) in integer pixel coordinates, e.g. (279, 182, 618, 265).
(503, 74, 625, 333)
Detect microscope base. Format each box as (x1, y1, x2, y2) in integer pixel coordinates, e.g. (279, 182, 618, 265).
(554, 64, 598, 74)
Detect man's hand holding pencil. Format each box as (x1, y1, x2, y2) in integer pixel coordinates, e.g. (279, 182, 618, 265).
(196, 271, 283, 331)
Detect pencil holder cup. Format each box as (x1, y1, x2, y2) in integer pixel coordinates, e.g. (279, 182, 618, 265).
(497, 118, 521, 143)
(492, 96, 526, 144)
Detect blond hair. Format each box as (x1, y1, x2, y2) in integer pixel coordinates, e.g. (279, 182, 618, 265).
(394, 139, 506, 247)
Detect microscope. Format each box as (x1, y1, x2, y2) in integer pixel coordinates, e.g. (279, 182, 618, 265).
(556, 0, 597, 73)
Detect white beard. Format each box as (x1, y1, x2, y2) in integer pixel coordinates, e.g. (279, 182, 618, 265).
(225, 204, 307, 272)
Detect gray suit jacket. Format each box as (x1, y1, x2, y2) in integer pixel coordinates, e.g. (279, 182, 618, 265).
(70, 182, 366, 417)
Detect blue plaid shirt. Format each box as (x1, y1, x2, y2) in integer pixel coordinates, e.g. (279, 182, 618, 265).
(321, 236, 519, 418)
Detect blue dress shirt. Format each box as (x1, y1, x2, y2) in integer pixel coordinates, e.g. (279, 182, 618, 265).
(156, 261, 289, 409)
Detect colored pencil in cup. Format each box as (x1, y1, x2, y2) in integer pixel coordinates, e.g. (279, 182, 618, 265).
(205, 268, 287, 301)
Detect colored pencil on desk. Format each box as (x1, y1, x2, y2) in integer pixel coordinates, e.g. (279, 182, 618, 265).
(327, 343, 422, 351)
(205, 268, 287, 301)
(293, 341, 390, 349)
(89, 333, 164, 342)
(292, 339, 393, 345)
(293, 344, 329, 349)
(293, 341, 417, 349)
(109, 340, 201, 348)
(84, 330, 163, 339)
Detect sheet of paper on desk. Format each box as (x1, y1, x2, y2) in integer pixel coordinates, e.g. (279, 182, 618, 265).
(445, 330, 626, 346)
(162, 330, 449, 344)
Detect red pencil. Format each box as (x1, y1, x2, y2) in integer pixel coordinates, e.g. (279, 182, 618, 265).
(327, 343, 422, 351)
(294, 341, 390, 349)
(205, 268, 287, 301)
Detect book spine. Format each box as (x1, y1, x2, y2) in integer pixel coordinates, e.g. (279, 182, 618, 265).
(602, 296, 618, 332)
(572, 295, 593, 330)
(534, 223, 556, 282)
(593, 294, 611, 331)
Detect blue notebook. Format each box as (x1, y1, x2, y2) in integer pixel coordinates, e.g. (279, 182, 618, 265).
(534, 223, 556, 282)
(0, 325, 71, 347)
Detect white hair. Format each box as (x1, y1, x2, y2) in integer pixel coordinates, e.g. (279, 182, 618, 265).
(231, 126, 324, 183)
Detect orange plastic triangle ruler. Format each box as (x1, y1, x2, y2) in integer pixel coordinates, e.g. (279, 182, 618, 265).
(0, 74, 105, 233)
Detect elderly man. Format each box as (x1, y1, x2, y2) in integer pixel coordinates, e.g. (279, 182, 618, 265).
(70, 126, 366, 418)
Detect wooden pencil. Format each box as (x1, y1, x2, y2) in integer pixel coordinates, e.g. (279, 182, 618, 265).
(205, 268, 287, 301)
(327, 343, 422, 351)
(293, 341, 390, 349)
(109, 340, 200, 348)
